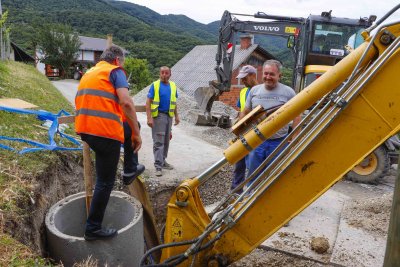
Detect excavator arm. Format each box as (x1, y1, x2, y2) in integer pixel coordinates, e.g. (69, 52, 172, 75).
(194, 11, 304, 118)
(141, 6, 400, 267)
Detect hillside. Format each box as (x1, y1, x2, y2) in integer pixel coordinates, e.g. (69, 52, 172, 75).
(3, 0, 291, 70)
(0, 61, 83, 265)
(105, 0, 218, 42)
(2, 0, 217, 69)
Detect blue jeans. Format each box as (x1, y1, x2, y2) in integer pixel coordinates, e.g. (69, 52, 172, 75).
(123, 121, 140, 174)
(81, 134, 121, 232)
(247, 136, 287, 185)
(231, 156, 248, 191)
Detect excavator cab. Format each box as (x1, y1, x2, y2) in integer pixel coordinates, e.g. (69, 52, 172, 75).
(300, 14, 374, 91)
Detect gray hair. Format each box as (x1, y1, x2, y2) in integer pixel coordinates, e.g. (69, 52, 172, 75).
(100, 45, 124, 63)
(263, 59, 283, 73)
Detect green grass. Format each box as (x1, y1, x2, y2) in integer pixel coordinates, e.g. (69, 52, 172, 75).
(0, 61, 74, 113)
(0, 60, 79, 181)
(0, 233, 53, 266)
(0, 61, 81, 266)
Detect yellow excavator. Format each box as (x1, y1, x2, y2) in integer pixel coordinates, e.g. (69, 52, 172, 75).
(194, 8, 400, 184)
(141, 4, 400, 266)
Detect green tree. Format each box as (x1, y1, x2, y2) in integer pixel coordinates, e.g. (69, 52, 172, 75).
(281, 67, 293, 87)
(123, 57, 153, 94)
(36, 23, 81, 78)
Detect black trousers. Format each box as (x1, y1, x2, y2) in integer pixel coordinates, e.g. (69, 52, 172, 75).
(81, 134, 120, 232)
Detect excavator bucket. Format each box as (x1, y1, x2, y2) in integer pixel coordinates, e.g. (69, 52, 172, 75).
(193, 85, 231, 128)
(194, 86, 219, 114)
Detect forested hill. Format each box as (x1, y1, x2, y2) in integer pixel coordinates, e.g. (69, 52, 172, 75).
(2, 0, 218, 69)
(105, 0, 219, 41)
(3, 0, 290, 70)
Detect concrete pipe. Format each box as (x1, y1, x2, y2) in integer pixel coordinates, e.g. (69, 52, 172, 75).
(45, 191, 143, 267)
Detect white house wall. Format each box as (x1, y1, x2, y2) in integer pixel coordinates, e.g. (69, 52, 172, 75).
(82, 50, 94, 61)
(35, 50, 46, 75)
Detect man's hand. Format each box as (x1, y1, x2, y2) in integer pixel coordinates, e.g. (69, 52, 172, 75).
(174, 115, 180, 126)
(131, 135, 142, 153)
(147, 117, 154, 128)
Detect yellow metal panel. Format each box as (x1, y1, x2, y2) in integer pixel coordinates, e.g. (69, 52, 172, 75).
(304, 65, 332, 74)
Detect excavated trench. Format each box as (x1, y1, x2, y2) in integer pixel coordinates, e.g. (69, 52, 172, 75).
(4, 151, 329, 266)
(4, 148, 233, 265)
(3, 153, 84, 256)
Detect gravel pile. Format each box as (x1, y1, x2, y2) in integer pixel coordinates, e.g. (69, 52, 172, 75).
(231, 249, 324, 267)
(198, 165, 234, 206)
(343, 193, 393, 236)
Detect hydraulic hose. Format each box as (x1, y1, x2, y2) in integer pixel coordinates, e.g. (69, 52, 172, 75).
(139, 238, 198, 267)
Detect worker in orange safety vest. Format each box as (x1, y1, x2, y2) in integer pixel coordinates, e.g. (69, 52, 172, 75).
(75, 45, 142, 241)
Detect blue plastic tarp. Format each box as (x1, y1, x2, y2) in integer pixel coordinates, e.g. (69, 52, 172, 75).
(0, 106, 82, 154)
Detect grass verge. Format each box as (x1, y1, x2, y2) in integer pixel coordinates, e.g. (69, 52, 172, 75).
(0, 60, 80, 265)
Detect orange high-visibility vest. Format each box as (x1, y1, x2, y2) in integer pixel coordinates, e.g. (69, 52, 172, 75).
(75, 61, 124, 143)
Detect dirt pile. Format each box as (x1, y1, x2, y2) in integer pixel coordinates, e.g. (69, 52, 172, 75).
(310, 237, 330, 254)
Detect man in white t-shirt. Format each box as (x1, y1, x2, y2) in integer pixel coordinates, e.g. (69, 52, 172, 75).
(239, 59, 301, 184)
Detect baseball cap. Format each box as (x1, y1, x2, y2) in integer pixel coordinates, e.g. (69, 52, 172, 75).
(236, 65, 257, 79)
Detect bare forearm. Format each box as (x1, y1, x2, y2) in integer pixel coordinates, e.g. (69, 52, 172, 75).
(121, 99, 140, 136)
(291, 115, 302, 139)
(238, 108, 250, 120)
(146, 98, 152, 119)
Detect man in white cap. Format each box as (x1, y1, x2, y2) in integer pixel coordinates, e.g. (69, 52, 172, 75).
(231, 65, 258, 193)
(240, 59, 301, 185)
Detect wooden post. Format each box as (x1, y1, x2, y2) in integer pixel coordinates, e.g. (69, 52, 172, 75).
(127, 177, 161, 262)
(383, 161, 400, 266)
(83, 142, 93, 217)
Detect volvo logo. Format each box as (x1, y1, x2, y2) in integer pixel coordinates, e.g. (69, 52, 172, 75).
(253, 26, 280, 32)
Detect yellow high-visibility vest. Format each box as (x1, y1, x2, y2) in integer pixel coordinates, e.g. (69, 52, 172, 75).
(151, 80, 177, 117)
(239, 87, 249, 111)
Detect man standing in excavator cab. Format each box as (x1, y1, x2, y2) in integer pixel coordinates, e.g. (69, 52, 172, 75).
(146, 66, 180, 177)
(75, 45, 142, 241)
(239, 60, 301, 184)
(231, 65, 258, 192)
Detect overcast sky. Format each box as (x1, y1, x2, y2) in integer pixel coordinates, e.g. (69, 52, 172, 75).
(123, 0, 400, 24)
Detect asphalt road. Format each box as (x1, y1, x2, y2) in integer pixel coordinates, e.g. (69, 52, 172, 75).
(53, 79, 78, 106)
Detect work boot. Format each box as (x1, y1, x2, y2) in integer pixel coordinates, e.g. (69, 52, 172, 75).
(155, 168, 162, 177)
(84, 228, 118, 241)
(122, 164, 145, 185)
(162, 161, 174, 170)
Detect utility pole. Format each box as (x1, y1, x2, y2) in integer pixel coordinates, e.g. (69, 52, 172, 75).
(383, 160, 400, 266)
